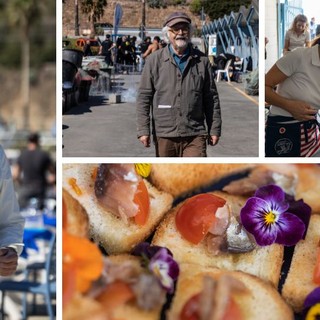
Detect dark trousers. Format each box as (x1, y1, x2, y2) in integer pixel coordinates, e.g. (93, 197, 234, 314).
(155, 136, 207, 157)
(104, 53, 113, 66)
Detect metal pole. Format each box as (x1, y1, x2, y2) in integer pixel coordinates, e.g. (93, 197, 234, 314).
(142, 0, 146, 28)
(75, 0, 80, 36)
(201, 6, 204, 26)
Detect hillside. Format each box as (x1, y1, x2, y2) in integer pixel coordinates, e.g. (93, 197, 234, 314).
(63, 0, 204, 36)
(0, 64, 56, 132)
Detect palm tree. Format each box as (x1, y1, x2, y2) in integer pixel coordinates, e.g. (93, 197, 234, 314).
(80, 0, 107, 36)
(6, 0, 42, 130)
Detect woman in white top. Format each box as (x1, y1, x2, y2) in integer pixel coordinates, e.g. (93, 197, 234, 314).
(283, 14, 311, 54)
(0, 145, 24, 275)
(265, 36, 320, 157)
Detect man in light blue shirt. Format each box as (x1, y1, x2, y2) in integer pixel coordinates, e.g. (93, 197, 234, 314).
(310, 17, 317, 40)
(0, 146, 24, 276)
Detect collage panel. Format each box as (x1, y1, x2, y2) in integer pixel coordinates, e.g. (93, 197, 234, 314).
(1, 0, 320, 319)
(62, 0, 259, 158)
(62, 163, 320, 319)
(265, 0, 320, 157)
(0, 0, 56, 319)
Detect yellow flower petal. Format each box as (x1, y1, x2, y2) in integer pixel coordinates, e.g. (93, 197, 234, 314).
(135, 164, 151, 178)
(306, 303, 320, 320)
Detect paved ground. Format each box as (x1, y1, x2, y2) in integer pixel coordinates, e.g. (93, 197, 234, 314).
(62, 73, 259, 158)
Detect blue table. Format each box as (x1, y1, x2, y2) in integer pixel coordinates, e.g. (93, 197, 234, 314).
(21, 214, 56, 258)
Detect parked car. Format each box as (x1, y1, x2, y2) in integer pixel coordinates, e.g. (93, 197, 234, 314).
(62, 37, 101, 55)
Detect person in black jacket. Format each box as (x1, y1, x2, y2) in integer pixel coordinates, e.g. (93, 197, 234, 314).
(83, 40, 93, 57)
(99, 34, 114, 65)
(12, 133, 55, 209)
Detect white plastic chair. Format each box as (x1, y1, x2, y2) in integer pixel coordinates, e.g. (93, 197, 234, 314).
(216, 59, 232, 82)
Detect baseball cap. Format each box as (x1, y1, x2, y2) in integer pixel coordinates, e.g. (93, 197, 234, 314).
(163, 12, 191, 27)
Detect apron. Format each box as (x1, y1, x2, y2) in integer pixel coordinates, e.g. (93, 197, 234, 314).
(265, 115, 320, 157)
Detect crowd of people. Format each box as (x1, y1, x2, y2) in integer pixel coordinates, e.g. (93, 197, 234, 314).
(97, 33, 168, 71)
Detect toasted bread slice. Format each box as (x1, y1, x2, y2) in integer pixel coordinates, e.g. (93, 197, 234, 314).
(294, 165, 320, 214)
(257, 164, 320, 214)
(62, 164, 173, 254)
(282, 214, 320, 312)
(64, 294, 108, 320)
(168, 264, 294, 320)
(149, 164, 252, 198)
(63, 188, 89, 238)
(152, 191, 283, 287)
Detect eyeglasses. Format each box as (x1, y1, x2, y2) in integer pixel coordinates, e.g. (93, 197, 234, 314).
(168, 26, 189, 35)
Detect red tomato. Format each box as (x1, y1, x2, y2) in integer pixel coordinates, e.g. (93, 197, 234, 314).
(63, 198, 67, 229)
(133, 180, 150, 226)
(297, 164, 318, 168)
(180, 293, 201, 320)
(314, 248, 320, 284)
(175, 194, 226, 244)
(63, 260, 76, 308)
(180, 293, 242, 320)
(222, 297, 243, 320)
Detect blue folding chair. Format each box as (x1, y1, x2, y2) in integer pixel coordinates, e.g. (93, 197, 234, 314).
(0, 233, 56, 319)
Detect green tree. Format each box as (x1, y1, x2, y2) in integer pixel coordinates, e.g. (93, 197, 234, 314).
(189, 0, 202, 15)
(80, 0, 107, 35)
(190, 0, 252, 20)
(6, 0, 42, 130)
(147, 0, 167, 9)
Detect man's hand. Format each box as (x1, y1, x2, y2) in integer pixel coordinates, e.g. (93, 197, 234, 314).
(139, 135, 150, 148)
(0, 247, 18, 276)
(208, 135, 220, 146)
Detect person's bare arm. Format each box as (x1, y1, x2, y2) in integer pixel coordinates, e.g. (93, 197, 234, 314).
(151, 44, 159, 53)
(265, 64, 317, 121)
(283, 39, 290, 54)
(11, 164, 21, 183)
(142, 44, 154, 58)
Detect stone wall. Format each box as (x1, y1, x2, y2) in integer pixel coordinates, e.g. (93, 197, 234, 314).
(63, 0, 203, 36)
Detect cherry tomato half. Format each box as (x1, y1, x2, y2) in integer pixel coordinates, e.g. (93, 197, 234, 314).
(133, 180, 150, 226)
(176, 194, 226, 244)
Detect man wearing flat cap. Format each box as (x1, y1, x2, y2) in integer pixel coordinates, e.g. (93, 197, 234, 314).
(136, 11, 221, 157)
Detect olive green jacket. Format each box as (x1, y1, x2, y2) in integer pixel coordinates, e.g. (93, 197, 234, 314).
(136, 45, 221, 138)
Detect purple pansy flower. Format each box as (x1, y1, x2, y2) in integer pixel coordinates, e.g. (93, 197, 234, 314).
(149, 248, 179, 293)
(132, 242, 179, 293)
(285, 194, 311, 239)
(240, 185, 309, 246)
(303, 287, 320, 320)
(132, 242, 173, 260)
